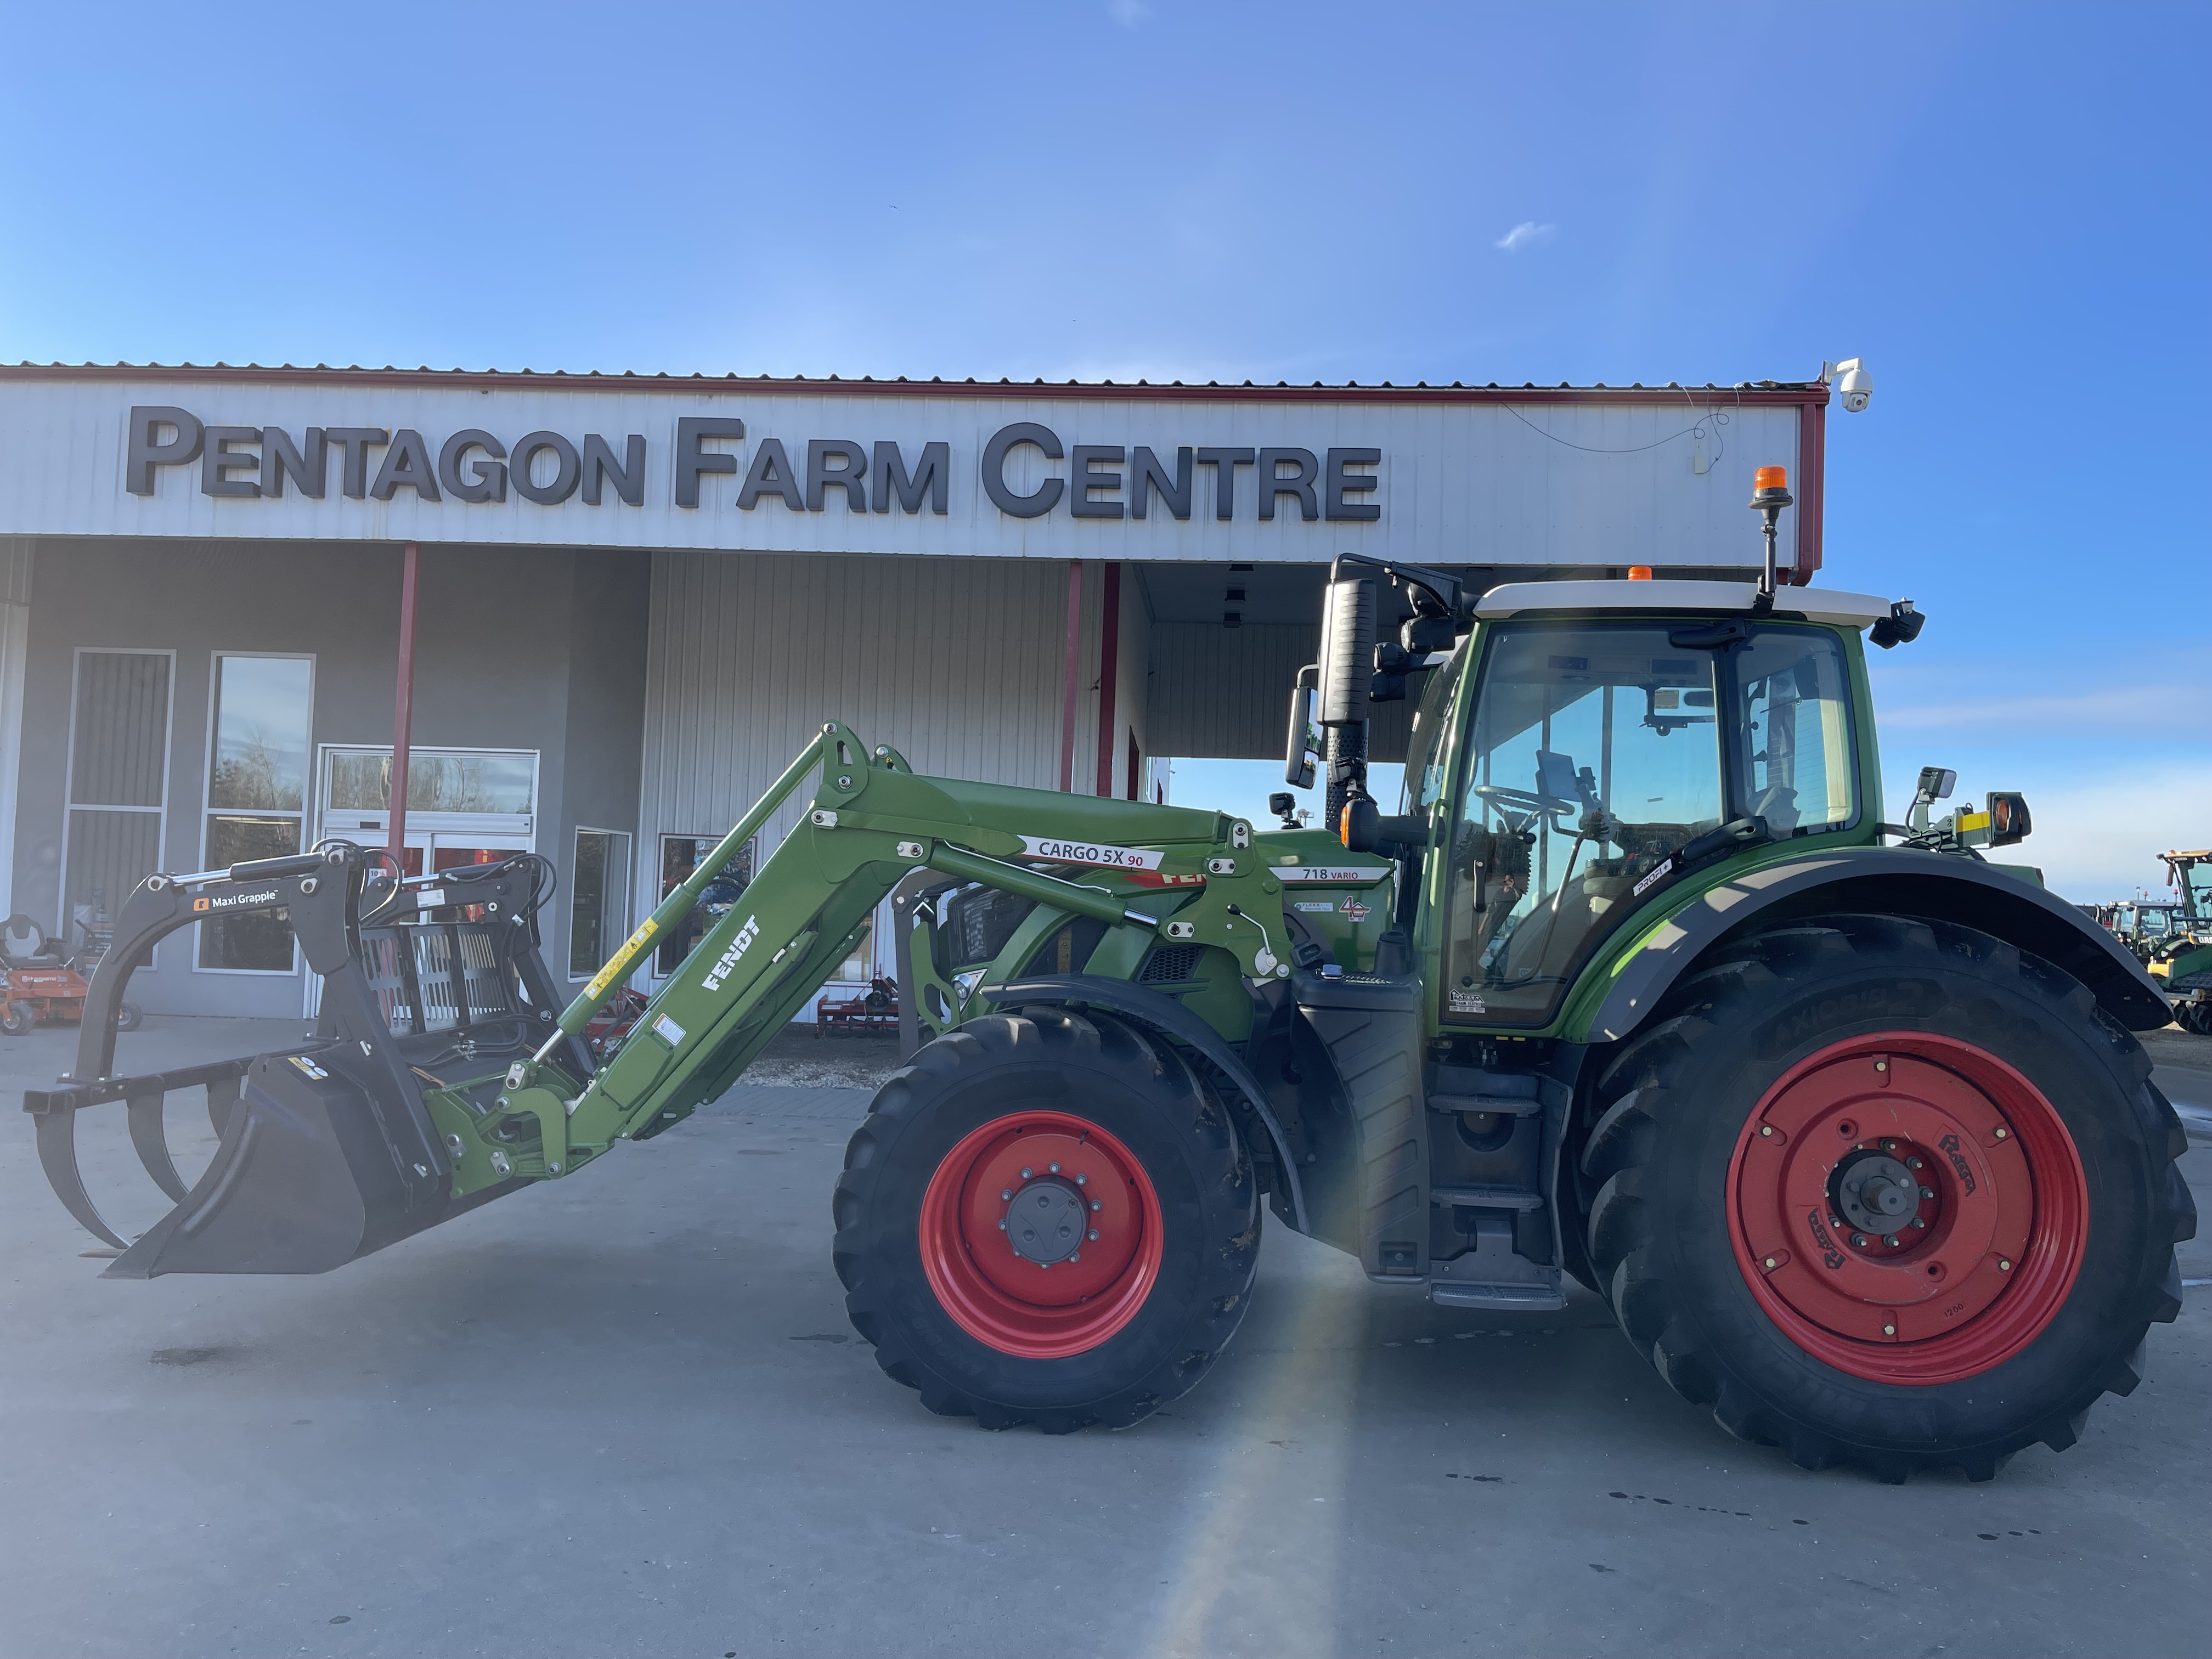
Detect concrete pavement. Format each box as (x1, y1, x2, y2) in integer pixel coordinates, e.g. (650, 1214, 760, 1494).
(1, 1016, 2204, 1658)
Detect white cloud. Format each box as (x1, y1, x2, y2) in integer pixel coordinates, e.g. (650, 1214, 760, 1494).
(1494, 221, 1556, 253)
(1876, 686, 2158, 731)
(1108, 0, 1152, 26)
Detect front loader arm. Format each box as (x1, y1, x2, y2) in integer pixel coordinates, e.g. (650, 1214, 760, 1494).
(475, 722, 1295, 1199)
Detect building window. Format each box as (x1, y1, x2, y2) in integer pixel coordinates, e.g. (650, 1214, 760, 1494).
(570, 828, 634, 979)
(655, 833, 754, 976)
(62, 649, 173, 951)
(838, 914, 875, 983)
(200, 654, 314, 972)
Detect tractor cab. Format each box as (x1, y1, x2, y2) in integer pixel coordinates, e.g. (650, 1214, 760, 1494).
(1286, 569, 1912, 1030)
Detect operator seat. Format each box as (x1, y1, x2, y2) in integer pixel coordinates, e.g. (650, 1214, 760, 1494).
(2, 915, 62, 967)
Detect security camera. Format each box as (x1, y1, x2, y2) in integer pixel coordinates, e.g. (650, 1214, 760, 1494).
(1821, 357, 1873, 413)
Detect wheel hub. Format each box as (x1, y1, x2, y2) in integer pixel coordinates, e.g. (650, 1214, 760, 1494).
(1003, 1178, 1090, 1266)
(1832, 1150, 1927, 1240)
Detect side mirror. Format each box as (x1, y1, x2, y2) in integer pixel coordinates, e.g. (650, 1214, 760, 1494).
(1284, 668, 1319, 788)
(1986, 791, 2031, 848)
(1317, 578, 1376, 727)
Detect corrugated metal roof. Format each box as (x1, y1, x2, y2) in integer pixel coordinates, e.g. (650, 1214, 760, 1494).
(0, 360, 1829, 404)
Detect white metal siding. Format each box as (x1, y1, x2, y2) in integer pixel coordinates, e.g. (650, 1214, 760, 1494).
(1146, 622, 1414, 762)
(637, 550, 1090, 945)
(0, 378, 1806, 571)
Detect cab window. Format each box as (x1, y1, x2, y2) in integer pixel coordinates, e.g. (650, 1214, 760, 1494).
(1441, 623, 1723, 1023)
(1399, 639, 1468, 819)
(1731, 628, 1857, 834)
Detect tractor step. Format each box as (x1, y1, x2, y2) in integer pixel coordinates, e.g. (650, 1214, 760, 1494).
(1431, 1183, 1544, 1211)
(1427, 1092, 1544, 1118)
(1429, 1282, 1567, 1311)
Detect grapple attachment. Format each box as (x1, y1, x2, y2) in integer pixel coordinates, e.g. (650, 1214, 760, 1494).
(24, 846, 588, 1277)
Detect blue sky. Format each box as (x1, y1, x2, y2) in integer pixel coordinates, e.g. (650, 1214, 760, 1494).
(2, 2, 2202, 899)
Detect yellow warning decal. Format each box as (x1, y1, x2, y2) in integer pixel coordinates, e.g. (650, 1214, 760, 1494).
(1957, 811, 1991, 834)
(584, 918, 658, 1001)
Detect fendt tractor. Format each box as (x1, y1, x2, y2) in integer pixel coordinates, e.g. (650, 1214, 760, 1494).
(27, 468, 2192, 1483)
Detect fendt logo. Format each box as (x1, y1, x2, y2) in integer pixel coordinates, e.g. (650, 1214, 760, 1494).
(700, 915, 763, 992)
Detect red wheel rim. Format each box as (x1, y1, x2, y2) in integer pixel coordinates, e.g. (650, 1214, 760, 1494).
(1728, 1032, 2087, 1385)
(917, 1110, 1165, 1359)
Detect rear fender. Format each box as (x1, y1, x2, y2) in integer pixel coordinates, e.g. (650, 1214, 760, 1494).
(975, 974, 1308, 1231)
(1581, 847, 2171, 1042)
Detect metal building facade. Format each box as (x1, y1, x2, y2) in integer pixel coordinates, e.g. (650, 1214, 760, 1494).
(0, 364, 1837, 1017)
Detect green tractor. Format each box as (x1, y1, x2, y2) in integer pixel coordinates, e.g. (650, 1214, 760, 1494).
(27, 471, 2192, 1483)
(2151, 849, 2212, 1034)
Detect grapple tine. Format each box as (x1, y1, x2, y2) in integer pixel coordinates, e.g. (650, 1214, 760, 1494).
(31, 1106, 130, 1251)
(206, 1075, 240, 1137)
(127, 1087, 191, 1203)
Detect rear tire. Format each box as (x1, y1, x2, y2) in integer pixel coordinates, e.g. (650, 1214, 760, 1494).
(115, 1002, 143, 1033)
(1579, 915, 2193, 1482)
(834, 1006, 1260, 1432)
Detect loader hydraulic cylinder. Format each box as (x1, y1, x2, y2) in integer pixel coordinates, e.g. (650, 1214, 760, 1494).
(537, 729, 829, 1060)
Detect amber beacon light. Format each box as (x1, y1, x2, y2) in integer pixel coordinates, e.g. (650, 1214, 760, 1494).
(1748, 465, 1793, 605)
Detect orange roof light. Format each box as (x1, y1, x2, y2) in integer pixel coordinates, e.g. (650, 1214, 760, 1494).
(1627, 565, 1654, 581)
(1753, 465, 1788, 492)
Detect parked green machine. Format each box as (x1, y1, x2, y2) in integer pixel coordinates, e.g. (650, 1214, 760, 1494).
(27, 471, 2192, 1483)
(2151, 849, 2212, 1033)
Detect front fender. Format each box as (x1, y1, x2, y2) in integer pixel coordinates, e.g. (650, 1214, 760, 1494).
(1581, 848, 2170, 1042)
(976, 974, 1307, 1231)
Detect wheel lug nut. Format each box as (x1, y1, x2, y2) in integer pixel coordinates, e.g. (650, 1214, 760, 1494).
(997, 1218, 1007, 1231)
(1920, 1186, 1934, 1200)
(1905, 1156, 1923, 1170)
(1850, 1234, 1868, 1248)
(1882, 1139, 1898, 1152)
(1020, 1167, 1033, 1179)
(1999, 1257, 2012, 1271)
(1885, 1235, 1900, 1248)
(1882, 1323, 1897, 1336)
(1049, 1161, 1062, 1173)
(1074, 1173, 1087, 1186)
(1993, 1127, 2008, 1139)
(1088, 1228, 1099, 1241)
(1001, 1189, 1013, 1201)
(1829, 1215, 1844, 1229)
(1068, 1251, 1080, 1263)
(1911, 1217, 1926, 1228)
(1090, 1200, 1102, 1212)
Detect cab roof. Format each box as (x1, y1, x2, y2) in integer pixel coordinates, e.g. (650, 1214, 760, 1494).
(1473, 579, 1893, 629)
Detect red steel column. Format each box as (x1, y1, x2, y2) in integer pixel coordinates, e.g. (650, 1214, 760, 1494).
(1092, 562, 1121, 797)
(388, 542, 420, 867)
(1795, 396, 1827, 585)
(1059, 560, 1084, 792)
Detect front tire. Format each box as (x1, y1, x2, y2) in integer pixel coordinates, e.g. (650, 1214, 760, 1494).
(1, 1001, 33, 1035)
(1579, 915, 2194, 1481)
(834, 1007, 1260, 1432)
